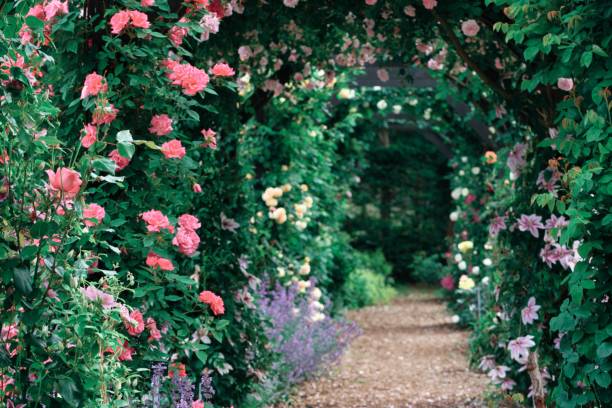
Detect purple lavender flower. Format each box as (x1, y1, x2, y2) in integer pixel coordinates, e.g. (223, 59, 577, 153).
(200, 370, 215, 401)
(150, 362, 167, 408)
(517, 214, 544, 238)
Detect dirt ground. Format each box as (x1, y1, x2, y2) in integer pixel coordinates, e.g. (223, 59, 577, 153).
(276, 288, 489, 408)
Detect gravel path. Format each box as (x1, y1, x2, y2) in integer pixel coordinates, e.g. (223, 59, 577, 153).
(277, 288, 488, 408)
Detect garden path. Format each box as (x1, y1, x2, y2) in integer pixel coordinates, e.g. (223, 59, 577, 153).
(279, 287, 488, 408)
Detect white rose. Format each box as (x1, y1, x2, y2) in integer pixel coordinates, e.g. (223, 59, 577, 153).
(471, 167, 481, 175)
(454, 253, 463, 263)
(483, 258, 492, 266)
(451, 315, 460, 324)
(461, 188, 469, 197)
(458, 261, 467, 270)
(472, 266, 480, 274)
(451, 188, 462, 200)
(392, 104, 402, 114)
(376, 99, 388, 110)
(449, 211, 459, 222)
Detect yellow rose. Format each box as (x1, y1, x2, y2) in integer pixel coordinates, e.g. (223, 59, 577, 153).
(458, 240, 474, 254)
(458, 275, 475, 290)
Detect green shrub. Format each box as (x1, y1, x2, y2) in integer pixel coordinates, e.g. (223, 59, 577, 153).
(409, 251, 445, 284)
(342, 251, 396, 308)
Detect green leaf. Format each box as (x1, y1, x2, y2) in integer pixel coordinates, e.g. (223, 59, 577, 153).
(20, 245, 39, 261)
(13, 267, 33, 294)
(118, 142, 135, 159)
(25, 16, 44, 31)
(116, 130, 133, 143)
(524, 46, 539, 61)
(580, 51, 593, 68)
(56, 377, 81, 407)
(92, 157, 116, 174)
(596, 342, 612, 358)
(593, 371, 611, 388)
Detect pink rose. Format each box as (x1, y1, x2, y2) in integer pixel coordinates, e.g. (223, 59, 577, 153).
(140, 209, 173, 233)
(283, 0, 299, 7)
(404, 5, 416, 16)
(161, 139, 186, 159)
(123, 309, 145, 336)
(81, 123, 97, 148)
(376, 68, 389, 82)
(83, 203, 105, 227)
(110, 10, 130, 34)
(192, 183, 202, 193)
(165, 60, 209, 95)
(557, 77, 574, 91)
(92, 103, 118, 125)
(365, 0, 377, 4)
(192, 401, 205, 408)
(422, 0, 437, 9)
(238, 46, 252, 61)
(149, 114, 173, 136)
(109, 149, 130, 171)
(211, 62, 235, 77)
(43, 0, 68, 21)
(80, 72, 107, 99)
(141, 0, 154, 6)
(201, 128, 217, 149)
(146, 252, 174, 271)
(198, 290, 224, 315)
(461, 20, 480, 37)
(172, 227, 200, 256)
(129, 10, 150, 29)
(168, 25, 188, 46)
(178, 214, 201, 231)
(46, 167, 82, 198)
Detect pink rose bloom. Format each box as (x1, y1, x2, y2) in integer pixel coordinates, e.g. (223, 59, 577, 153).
(422, 0, 437, 9)
(178, 214, 201, 231)
(46, 167, 82, 198)
(81, 123, 98, 148)
(521, 296, 541, 325)
(172, 227, 200, 256)
(83, 203, 105, 227)
(376, 68, 389, 82)
(557, 77, 574, 91)
(92, 103, 118, 125)
(211, 62, 235, 77)
(192, 401, 205, 408)
(80, 72, 107, 99)
(43, 0, 69, 21)
(117, 341, 135, 361)
(198, 290, 225, 315)
(141, 0, 154, 6)
(283, 0, 299, 7)
(365, 0, 377, 4)
(123, 309, 145, 336)
(129, 10, 150, 29)
(168, 25, 188, 46)
(404, 5, 416, 16)
(81, 286, 116, 308)
(146, 252, 175, 271)
(166, 61, 209, 95)
(201, 128, 217, 149)
(146, 317, 162, 341)
(109, 149, 130, 171)
(161, 139, 186, 159)
(440, 275, 454, 290)
(149, 114, 173, 136)
(238, 45, 252, 61)
(461, 20, 480, 37)
(140, 209, 173, 233)
(192, 183, 202, 193)
(110, 10, 131, 34)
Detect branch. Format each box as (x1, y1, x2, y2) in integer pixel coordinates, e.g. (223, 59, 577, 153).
(433, 11, 512, 102)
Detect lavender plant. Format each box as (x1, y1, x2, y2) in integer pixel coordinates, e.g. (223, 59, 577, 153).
(257, 280, 361, 398)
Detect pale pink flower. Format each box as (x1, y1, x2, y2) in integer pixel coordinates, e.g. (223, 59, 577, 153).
(81, 286, 116, 309)
(508, 335, 535, 362)
(168, 25, 188, 46)
(80, 72, 107, 99)
(521, 297, 541, 325)
(201, 128, 217, 149)
(161, 139, 186, 159)
(140, 209, 173, 233)
(461, 20, 480, 36)
(517, 214, 545, 238)
(557, 77, 573, 91)
(109, 149, 130, 171)
(192, 401, 205, 408)
(178, 214, 201, 231)
(376, 68, 389, 82)
(110, 10, 131, 34)
(501, 379, 516, 391)
(489, 215, 507, 237)
(43, 0, 69, 21)
(146, 252, 174, 271)
(487, 365, 510, 382)
(46, 167, 82, 198)
(81, 123, 98, 148)
(92, 102, 118, 125)
(478, 355, 496, 371)
(365, 0, 377, 4)
(172, 227, 200, 256)
(141, 0, 155, 6)
(193, 183, 202, 193)
(283, 0, 299, 7)
(211, 62, 235, 77)
(422, 0, 437, 10)
(238, 45, 252, 61)
(83, 203, 105, 227)
(404, 5, 416, 16)
(149, 114, 173, 136)
(220, 212, 239, 232)
(128, 10, 150, 28)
